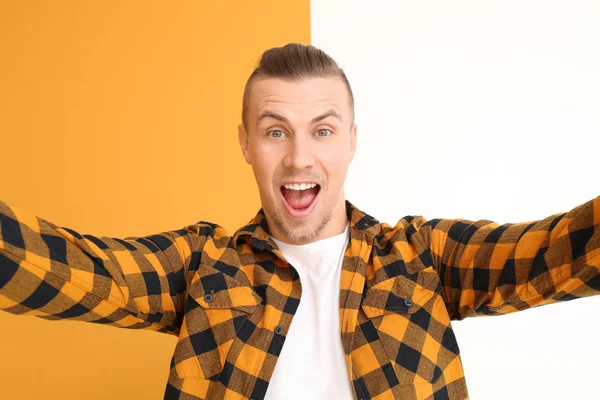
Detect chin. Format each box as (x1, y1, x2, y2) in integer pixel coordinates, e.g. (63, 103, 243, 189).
(282, 224, 320, 244)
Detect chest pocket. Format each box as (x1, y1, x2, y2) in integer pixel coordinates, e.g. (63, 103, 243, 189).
(173, 263, 262, 380)
(360, 266, 451, 384)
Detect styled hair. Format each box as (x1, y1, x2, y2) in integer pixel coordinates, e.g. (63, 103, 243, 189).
(241, 43, 355, 127)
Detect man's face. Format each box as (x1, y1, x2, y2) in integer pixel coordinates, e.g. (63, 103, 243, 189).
(238, 77, 357, 244)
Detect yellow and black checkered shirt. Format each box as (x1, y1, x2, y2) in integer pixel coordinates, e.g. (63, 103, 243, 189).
(1, 196, 599, 399)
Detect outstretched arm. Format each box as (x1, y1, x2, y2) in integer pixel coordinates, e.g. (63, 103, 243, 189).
(414, 195, 600, 320)
(0, 200, 206, 336)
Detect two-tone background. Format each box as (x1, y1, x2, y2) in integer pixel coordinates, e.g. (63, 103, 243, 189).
(1, 1, 598, 399)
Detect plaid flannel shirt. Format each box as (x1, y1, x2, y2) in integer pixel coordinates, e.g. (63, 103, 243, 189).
(1, 196, 599, 400)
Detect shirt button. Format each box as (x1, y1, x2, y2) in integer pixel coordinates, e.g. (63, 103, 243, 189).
(274, 325, 284, 335)
(204, 293, 213, 303)
(404, 298, 413, 307)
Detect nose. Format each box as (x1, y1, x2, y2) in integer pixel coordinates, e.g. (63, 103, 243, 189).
(282, 135, 316, 170)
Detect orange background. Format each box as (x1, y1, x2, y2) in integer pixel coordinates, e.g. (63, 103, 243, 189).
(0, 2, 309, 399)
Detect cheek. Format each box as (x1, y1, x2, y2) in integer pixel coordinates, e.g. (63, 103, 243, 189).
(251, 153, 278, 191)
(320, 149, 350, 183)
(253, 162, 272, 185)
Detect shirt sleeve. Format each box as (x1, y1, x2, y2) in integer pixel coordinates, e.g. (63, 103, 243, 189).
(415, 195, 600, 320)
(0, 200, 206, 336)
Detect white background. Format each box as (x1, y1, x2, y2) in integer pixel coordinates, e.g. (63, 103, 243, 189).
(312, 1, 600, 399)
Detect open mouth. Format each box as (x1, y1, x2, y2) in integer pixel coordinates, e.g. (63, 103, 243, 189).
(280, 182, 321, 218)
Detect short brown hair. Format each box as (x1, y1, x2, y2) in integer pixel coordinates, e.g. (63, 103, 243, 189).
(241, 43, 354, 128)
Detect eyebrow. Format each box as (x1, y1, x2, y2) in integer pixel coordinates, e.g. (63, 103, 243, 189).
(257, 109, 343, 125)
(310, 110, 342, 124)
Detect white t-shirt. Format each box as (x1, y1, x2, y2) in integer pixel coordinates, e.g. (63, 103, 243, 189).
(265, 223, 355, 399)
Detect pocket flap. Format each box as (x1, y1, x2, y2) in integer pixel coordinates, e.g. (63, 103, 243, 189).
(186, 263, 262, 314)
(361, 266, 438, 318)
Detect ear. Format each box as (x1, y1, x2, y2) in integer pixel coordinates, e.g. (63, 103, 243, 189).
(349, 123, 357, 163)
(238, 123, 251, 165)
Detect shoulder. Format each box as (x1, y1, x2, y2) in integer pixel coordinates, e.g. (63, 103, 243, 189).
(375, 215, 430, 243)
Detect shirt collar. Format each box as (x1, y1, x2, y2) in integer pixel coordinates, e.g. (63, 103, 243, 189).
(233, 200, 380, 252)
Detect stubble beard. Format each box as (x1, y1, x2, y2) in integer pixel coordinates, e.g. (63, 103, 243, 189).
(270, 202, 333, 243)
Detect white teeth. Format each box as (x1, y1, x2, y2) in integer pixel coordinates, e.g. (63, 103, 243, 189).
(283, 183, 318, 191)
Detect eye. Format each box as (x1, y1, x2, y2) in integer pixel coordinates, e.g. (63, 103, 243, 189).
(268, 129, 286, 139)
(316, 129, 332, 137)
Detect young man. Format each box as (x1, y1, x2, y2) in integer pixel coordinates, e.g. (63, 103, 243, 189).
(0, 43, 599, 400)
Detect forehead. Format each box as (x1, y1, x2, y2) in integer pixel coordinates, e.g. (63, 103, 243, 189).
(248, 77, 351, 123)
